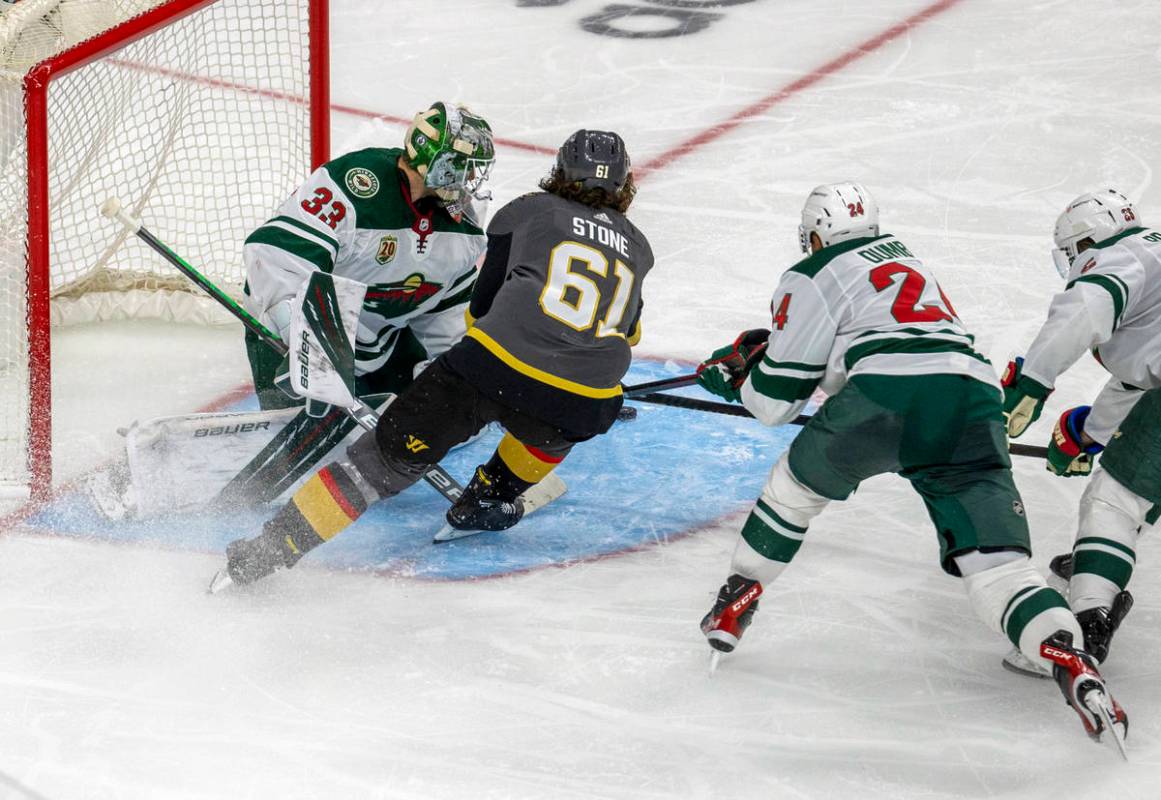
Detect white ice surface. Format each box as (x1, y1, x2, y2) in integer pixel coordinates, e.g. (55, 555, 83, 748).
(3, 0, 1161, 797)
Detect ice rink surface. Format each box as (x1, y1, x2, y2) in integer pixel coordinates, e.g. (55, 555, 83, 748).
(3, 0, 1161, 797)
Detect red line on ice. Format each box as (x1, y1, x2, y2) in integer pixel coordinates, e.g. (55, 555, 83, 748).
(633, 0, 968, 179)
(109, 58, 557, 157)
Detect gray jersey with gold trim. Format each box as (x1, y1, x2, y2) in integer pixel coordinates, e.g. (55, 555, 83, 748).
(468, 192, 653, 397)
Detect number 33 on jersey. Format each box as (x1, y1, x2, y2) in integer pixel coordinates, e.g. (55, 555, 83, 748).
(745, 234, 996, 426)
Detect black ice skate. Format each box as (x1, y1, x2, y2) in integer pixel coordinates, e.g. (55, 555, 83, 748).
(433, 466, 525, 543)
(701, 575, 763, 673)
(1040, 630, 1128, 759)
(1076, 591, 1134, 664)
(208, 532, 301, 593)
(1049, 552, 1073, 581)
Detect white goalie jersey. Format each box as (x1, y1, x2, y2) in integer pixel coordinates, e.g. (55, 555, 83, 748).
(1021, 226, 1161, 443)
(243, 147, 486, 375)
(741, 234, 998, 426)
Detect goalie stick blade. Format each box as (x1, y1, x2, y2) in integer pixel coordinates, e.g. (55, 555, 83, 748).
(520, 472, 567, 514)
(432, 473, 569, 543)
(208, 569, 234, 595)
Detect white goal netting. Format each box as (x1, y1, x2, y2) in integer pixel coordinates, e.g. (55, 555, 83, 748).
(0, 0, 321, 492)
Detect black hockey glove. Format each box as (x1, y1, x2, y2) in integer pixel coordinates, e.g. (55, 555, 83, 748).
(696, 329, 770, 403)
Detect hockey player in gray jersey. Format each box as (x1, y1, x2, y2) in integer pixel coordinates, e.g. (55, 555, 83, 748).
(1003, 188, 1161, 667)
(696, 182, 1127, 750)
(214, 130, 652, 585)
(224, 101, 494, 505)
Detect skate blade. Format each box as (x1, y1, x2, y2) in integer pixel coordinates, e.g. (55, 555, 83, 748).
(1085, 692, 1129, 761)
(208, 569, 234, 595)
(432, 524, 488, 543)
(1001, 647, 1052, 679)
(708, 650, 722, 677)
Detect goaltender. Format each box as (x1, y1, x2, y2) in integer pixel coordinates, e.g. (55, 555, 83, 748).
(227, 101, 495, 504)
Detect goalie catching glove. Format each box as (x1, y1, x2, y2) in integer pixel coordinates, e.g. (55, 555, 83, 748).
(696, 329, 770, 402)
(1047, 405, 1104, 477)
(1001, 356, 1052, 437)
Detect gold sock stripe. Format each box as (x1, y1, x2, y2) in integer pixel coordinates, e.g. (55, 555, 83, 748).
(497, 433, 560, 483)
(292, 473, 358, 542)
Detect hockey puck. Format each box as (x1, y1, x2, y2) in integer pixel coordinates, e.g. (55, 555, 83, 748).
(617, 405, 638, 422)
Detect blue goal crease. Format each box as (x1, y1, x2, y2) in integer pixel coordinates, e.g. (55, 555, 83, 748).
(27, 357, 800, 579)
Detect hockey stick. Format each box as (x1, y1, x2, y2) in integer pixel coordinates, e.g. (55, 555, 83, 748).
(96, 199, 469, 501)
(628, 391, 1051, 459)
(622, 373, 699, 397)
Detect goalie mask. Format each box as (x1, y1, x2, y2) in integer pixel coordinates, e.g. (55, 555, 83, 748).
(1052, 188, 1139, 278)
(404, 102, 495, 221)
(798, 182, 880, 253)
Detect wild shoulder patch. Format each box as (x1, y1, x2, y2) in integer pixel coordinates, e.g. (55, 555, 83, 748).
(345, 167, 379, 198)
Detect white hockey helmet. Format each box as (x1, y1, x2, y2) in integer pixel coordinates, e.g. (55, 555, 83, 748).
(798, 182, 880, 253)
(1052, 188, 1139, 277)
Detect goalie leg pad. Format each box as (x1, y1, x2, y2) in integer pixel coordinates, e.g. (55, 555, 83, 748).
(962, 555, 1080, 672)
(730, 454, 831, 585)
(1071, 468, 1149, 613)
(218, 403, 361, 508)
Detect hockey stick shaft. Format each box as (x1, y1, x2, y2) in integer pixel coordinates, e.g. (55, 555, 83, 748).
(99, 198, 465, 500)
(628, 391, 1050, 459)
(622, 373, 699, 397)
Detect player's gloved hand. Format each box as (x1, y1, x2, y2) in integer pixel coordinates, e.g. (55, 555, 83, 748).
(273, 354, 333, 418)
(1001, 357, 1052, 437)
(1047, 406, 1104, 477)
(697, 329, 770, 403)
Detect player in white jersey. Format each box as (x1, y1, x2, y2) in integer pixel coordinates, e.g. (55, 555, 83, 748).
(1003, 188, 1161, 666)
(221, 101, 494, 505)
(696, 182, 1127, 749)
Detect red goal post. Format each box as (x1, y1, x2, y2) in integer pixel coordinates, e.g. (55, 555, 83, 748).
(2, 0, 330, 502)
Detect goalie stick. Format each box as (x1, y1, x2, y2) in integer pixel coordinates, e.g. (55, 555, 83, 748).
(98, 199, 567, 516)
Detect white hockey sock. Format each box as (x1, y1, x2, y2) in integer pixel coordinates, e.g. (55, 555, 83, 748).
(730, 454, 829, 585)
(1070, 469, 1150, 613)
(961, 555, 1079, 672)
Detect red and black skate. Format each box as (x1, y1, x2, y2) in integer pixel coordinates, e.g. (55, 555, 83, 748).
(1040, 630, 1128, 759)
(701, 574, 763, 654)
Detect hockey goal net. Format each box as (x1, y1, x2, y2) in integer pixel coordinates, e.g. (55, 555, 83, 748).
(0, 0, 329, 501)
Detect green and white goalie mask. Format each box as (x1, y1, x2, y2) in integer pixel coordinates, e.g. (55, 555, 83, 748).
(405, 102, 495, 223)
